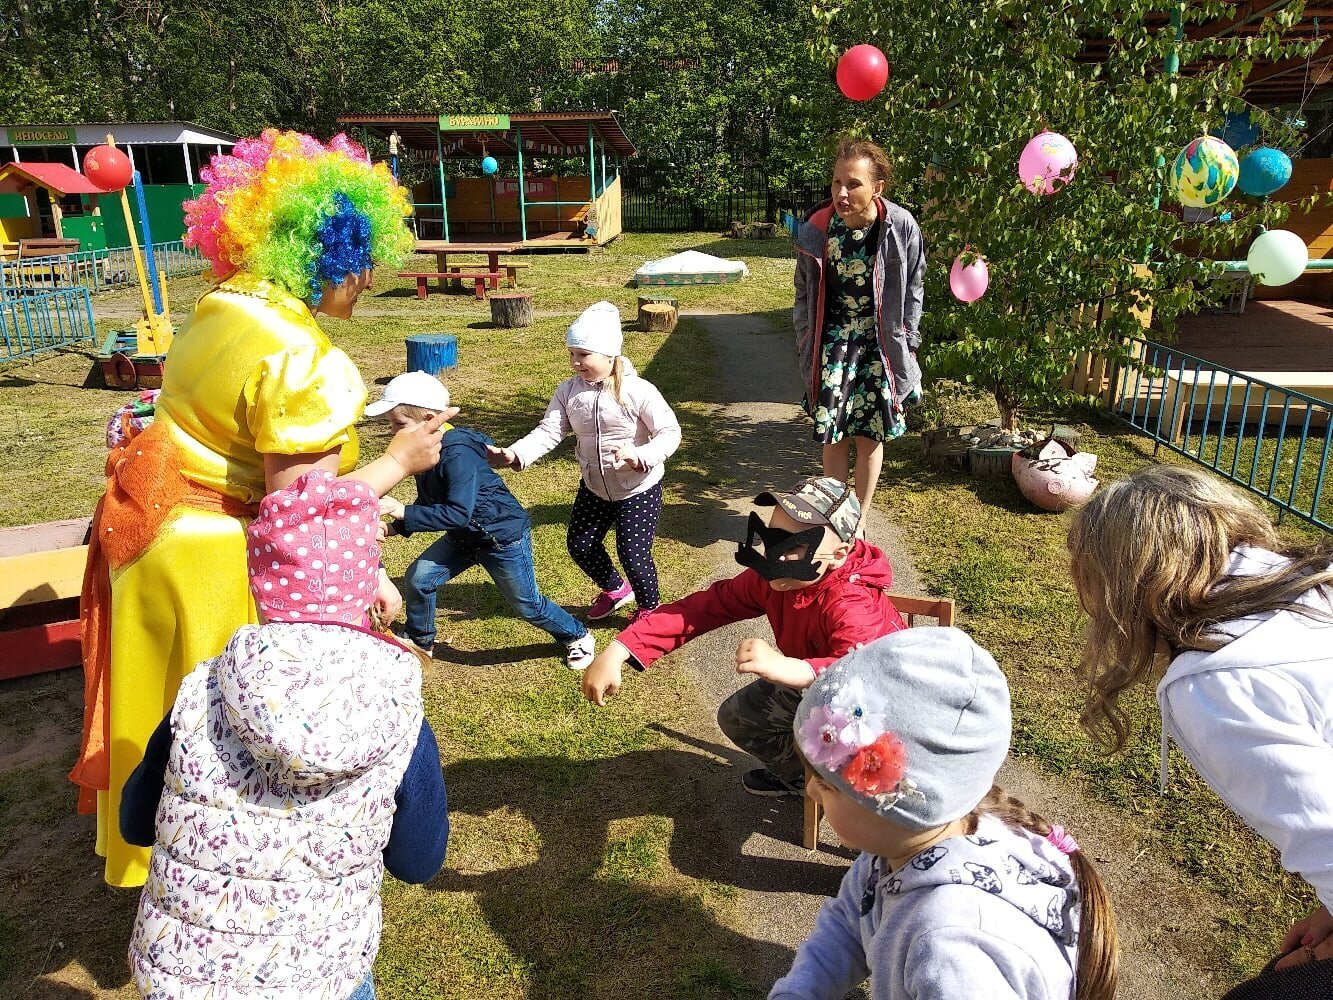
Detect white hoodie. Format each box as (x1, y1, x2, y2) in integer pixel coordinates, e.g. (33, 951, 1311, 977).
(1157, 545, 1333, 910)
(770, 815, 1080, 999)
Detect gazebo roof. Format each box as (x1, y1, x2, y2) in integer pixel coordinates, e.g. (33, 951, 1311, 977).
(335, 111, 637, 158)
(0, 162, 102, 196)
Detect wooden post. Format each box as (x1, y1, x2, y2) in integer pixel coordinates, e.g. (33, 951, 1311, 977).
(490, 291, 534, 328)
(639, 302, 678, 333)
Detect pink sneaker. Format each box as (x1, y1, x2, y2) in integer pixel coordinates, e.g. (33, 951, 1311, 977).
(588, 580, 634, 620)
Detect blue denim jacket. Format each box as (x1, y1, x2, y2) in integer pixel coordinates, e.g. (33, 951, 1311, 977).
(402, 426, 530, 546)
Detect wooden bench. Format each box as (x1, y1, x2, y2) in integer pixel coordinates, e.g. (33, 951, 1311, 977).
(445, 262, 529, 289)
(16, 237, 82, 289)
(802, 593, 956, 851)
(399, 270, 503, 301)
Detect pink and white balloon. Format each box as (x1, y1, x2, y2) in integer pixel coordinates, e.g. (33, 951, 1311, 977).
(949, 251, 990, 303)
(1018, 131, 1078, 195)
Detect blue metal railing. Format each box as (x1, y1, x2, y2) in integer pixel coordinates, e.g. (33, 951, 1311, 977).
(1110, 336, 1332, 530)
(0, 286, 97, 363)
(0, 240, 207, 294)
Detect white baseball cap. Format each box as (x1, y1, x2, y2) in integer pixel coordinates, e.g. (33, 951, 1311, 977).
(364, 371, 452, 417)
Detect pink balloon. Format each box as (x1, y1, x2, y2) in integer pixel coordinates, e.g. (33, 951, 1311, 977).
(1017, 130, 1078, 195)
(837, 45, 890, 102)
(949, 252, 989, 303)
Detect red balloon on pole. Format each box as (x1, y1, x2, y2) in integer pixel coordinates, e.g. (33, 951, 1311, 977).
(83, 144, 133, 191)
(837, 45, 890, 102)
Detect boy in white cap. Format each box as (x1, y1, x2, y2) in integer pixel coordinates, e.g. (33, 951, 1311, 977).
(776, 628, 1118, 1000)
(368, 371, 596, 669)
(489, 301, 681, 626)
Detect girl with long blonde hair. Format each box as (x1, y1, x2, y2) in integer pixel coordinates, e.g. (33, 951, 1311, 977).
(1068, 463, 1333, 992)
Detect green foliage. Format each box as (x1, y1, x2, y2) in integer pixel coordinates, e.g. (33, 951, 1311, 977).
(807, 0, 1320, 427)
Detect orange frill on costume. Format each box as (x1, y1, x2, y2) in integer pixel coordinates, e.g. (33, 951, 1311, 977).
(71, 421, 258, 813)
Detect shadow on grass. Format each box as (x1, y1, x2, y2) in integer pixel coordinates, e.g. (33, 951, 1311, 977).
(430, 726, 849, 997)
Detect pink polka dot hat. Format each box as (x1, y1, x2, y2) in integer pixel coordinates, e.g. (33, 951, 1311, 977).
(245, 469, 382, 625)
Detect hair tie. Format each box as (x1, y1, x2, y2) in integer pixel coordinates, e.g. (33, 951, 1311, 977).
(1046, 824, 1079, 855)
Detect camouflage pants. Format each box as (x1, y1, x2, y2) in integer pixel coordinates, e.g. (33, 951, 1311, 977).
(716, 678, 805, 785)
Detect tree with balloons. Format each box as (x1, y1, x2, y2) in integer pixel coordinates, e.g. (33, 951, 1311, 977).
(808, 0, 1321, 431)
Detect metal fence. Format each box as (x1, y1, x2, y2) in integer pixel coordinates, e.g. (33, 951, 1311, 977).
(1109, 336, 1332, 530)
(0, 240, 207, 295)
(619, 164, 826, 232)
(0, 286, 97, 364)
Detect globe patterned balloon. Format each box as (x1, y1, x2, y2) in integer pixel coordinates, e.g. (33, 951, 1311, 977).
(1170, 136, 1239, 208)
(1238, 147, 1293, 197)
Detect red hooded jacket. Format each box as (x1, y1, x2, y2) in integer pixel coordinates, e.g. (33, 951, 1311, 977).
(618, 539, 905, 674)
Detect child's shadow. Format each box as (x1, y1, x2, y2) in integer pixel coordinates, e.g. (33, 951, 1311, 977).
(429, 728, 854, 996)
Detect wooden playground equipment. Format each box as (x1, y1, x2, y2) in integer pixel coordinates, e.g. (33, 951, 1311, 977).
(337, 112, 635, 250)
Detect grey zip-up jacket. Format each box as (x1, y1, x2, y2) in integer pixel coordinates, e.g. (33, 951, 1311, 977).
(794, 197, 926, 407)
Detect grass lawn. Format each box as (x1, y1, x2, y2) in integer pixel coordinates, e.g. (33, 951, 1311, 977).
(0, 230, 1325, 994)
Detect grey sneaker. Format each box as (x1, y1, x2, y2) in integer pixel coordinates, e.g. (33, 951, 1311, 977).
(741, 768, 805, 798)
(565, 632, 596, 671)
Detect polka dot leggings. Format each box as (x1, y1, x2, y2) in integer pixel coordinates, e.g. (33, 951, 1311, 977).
(567, 480, 663, 609)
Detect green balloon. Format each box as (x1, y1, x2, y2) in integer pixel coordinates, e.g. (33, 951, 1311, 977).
(1246, 230, 1308, 287)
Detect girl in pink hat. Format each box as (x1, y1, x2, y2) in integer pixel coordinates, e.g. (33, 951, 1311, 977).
(118, 469, 448, 1000)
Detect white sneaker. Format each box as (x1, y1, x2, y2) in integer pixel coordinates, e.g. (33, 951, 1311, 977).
(565, 632, 596, 671)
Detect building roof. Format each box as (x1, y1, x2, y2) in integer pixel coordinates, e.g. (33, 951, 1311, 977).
(1, 121, 238, 146)
(336, 112, 637, 158)
(0, 162, 103, 196)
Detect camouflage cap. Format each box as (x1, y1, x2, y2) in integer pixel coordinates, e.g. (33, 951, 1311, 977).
(753, 476, 861, 543)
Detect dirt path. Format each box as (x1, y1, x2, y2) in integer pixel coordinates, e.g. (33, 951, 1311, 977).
(662, 310, 1232, 998)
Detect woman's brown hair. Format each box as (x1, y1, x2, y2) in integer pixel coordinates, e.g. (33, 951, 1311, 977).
(968, 786, 1118, 1000)
(1067, 464, 1333, 752)
(833, 138, 894, 188)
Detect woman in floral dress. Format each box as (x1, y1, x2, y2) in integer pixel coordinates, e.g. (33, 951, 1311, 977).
(793, 139, 925, 537)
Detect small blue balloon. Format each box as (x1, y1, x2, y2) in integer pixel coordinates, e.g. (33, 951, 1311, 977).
(481, 156, 499, 175)
(1238, 147, 1293, 197)
(1220, 111, 1260, 150)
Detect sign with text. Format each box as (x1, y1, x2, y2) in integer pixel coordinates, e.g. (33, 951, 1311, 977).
(7, 127, 78, 146)
(493, 177, 556, 199)
(438, 114, 510, 132)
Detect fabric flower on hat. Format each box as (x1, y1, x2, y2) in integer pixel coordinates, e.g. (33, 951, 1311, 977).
(798, 706, 857, 769)
(829, 677, 887, 747)
(843, 732, 908, 797)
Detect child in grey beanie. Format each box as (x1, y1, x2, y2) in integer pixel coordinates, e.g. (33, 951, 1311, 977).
(772, 627, 1118, 1000)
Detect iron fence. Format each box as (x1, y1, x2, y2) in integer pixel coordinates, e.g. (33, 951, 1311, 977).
(0, 240, 207, 295)
(0, 286, 97, 364)
(1110, 336, 1332, 530)
(619, 164, 826, 232)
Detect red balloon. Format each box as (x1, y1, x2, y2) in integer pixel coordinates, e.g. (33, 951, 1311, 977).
(837, 44, 890, 102)
(83, 144, 133, 191)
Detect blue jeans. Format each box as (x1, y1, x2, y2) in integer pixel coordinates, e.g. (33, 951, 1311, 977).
(347, 972, 375, 1000)
(403, 528, 587, 648)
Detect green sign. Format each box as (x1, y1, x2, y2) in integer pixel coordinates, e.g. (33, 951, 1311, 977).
(438, 114, 510, 132)
(7, 127, 78, 146)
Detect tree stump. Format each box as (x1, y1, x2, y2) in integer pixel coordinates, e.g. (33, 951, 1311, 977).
(750, 222, 777, 239)
(490, 291, 534, 328)
(729, 220, 748, 238)
(636, 293, 678, 312)
(640, 302, 678, 333)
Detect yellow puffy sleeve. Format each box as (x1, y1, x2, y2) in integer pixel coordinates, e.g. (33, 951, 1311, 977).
(244, 344, 367, 462)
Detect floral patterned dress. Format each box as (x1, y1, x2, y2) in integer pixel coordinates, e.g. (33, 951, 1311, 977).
(805, 213, 907, 444)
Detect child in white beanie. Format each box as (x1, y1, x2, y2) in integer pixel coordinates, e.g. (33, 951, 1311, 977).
(489, 301, 681, 627)
(775, 627, 1118, 1000)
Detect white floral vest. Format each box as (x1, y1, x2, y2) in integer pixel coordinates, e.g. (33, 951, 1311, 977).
(129, 622, 423, 1000)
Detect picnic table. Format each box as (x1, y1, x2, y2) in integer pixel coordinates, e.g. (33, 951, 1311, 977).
(413, 241, 524, 293)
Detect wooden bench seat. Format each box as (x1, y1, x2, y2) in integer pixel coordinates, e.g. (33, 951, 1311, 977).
(399, 270, 503, 301)
(445, 261, 530, 288)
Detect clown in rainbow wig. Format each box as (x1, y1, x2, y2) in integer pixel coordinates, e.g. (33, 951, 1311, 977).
(184, 128, 414, 304)
(75, 131, 447, 890)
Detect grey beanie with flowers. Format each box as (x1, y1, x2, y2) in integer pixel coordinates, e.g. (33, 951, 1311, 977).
(794, 626, 1012, 831)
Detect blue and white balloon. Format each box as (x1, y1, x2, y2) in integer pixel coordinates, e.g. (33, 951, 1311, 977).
(481, 155, 499, 175)
(1238, 147, 1293, 197)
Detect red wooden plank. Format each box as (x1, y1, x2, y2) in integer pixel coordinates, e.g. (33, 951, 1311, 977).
(0, 618, 81, 681)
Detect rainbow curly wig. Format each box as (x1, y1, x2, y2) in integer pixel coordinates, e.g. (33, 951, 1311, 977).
(184, 129, 414, 304)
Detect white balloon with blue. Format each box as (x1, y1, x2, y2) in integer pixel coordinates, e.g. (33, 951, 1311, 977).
(481, 155, 499, 175)
(1238, 147, 1292, 197)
